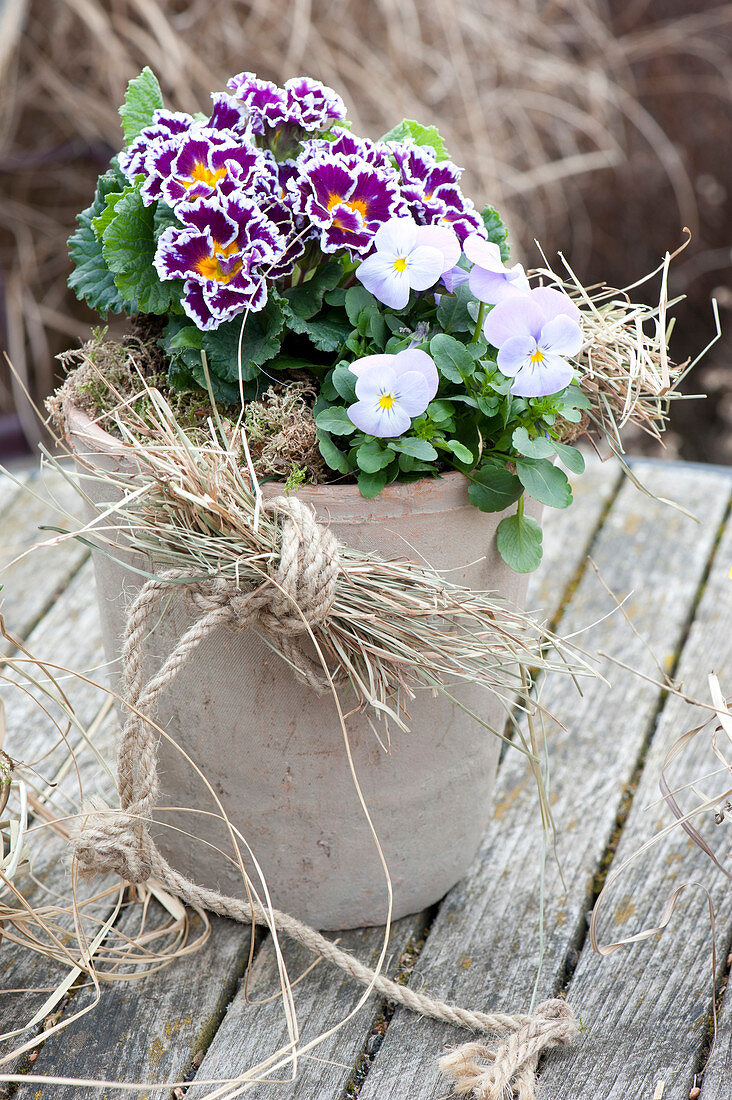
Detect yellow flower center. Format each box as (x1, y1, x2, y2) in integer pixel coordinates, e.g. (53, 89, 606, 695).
(379, 392, 396, 410)
(327, 192, 369, 232)
(183, 161, 228, 190)
(195, 240, 241, 283)
(530, 348, 545, 364)
(393, 256, 408, 272)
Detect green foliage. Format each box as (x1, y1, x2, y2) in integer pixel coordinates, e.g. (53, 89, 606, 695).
(119, 67, 164, 146)
(101, 188, 182, 313)
(430, 334, 476, 384)
(515, 457, 573, 509)
(496, 511, 543, 573)
(481, 205, 510, 262)
(379, 119, 450, 161)
(68, 166, 131, 315)
(468, 463, 524, 513)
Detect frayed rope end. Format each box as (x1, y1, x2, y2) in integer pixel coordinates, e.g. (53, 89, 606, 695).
(438, 999, 577, 1100)
(71, 796, 152, 883)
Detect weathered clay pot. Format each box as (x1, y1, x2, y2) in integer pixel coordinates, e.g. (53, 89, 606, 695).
(67, 402, 535, 930)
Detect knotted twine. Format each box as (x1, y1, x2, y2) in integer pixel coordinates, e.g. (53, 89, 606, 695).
(72, 493, 576, 1098)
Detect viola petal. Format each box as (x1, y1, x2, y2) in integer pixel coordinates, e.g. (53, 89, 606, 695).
(497, 334, 535, 377)
(539, 314, 583, 357)
(483, 296, 545, 347)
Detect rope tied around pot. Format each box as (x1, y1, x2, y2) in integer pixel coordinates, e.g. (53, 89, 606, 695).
(70, 492, 576, 1099)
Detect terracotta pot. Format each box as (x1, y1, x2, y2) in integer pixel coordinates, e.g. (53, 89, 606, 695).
(66, 402, 536, 930)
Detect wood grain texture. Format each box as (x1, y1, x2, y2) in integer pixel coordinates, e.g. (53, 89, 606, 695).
(537, 499, 732, 1099)
(191, 914, 428, 1100)
(357, 464, 732, 1100)
(0, 468, 87, 655)
(0, 465, 28, 517)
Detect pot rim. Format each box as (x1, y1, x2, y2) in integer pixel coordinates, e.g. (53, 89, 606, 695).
(64, 399, 474, 520)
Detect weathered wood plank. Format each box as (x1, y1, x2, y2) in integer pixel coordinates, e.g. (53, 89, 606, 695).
(190, 915, 428, 1100)
(182, 462, 620, 1099)
(538, 501, 732, 1099)
(356, 464, 732, 1100)
(702, 978, 732, 1099)
(0, 465, 29, 518)
(528, 457, 621, 619)
(0, 469, 87, 654)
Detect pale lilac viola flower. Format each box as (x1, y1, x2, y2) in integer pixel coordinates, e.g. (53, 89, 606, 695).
(483, 287, 583, 398)
(356, 217, 460, 309)
(464, 236, 530, 304)
(347, 349, 439, 437)
(440, 265, 470, 294)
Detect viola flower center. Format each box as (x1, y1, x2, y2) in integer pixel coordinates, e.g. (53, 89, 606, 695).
(379, 392, 396, 410)
(530, 348, 545, 364)
(393, 256, 408, 272)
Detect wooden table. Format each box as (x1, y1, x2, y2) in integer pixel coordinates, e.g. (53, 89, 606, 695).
(1, 457, 731, 1099)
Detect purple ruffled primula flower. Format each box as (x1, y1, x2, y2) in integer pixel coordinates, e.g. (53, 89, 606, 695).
(157, 130, 265, 206)
(483, 287, 583, 398)
(356, 216, 460, 309)
(290, 152, 404, 257)
(389, 142, 486, 244)
(118, 110, 194, 183)
(464, 235, 530, 304)
(227, 72, 346, 137)
(283, 77, 347, 131)
(300, 132, 392, 172)
(346, 349, 439, 437)
(154, 193, 287, 330)
(206, 92, 251, 134)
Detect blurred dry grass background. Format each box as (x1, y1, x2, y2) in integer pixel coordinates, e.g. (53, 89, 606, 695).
(0, 0, 730, 458)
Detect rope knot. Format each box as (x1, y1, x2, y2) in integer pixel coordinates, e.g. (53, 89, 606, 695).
(439, 999, 577, 1100)
(261, 495, 340, 633)
(71, 797, 153, 883)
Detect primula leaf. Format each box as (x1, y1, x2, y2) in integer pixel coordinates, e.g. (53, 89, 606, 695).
(496, 512, 543, 573)
(430, 333, 476, 384)
(356, 440, 394, 473)
(389, 437, 438, 461)
(436, 283, 475, 334)
(379, 119, 450, 161)
(553, 441, 586, 474)
(315, 406, 357, 436)
(68, 169, 131, 315)
(102, 188, 182, 313)
(317, 430, 351, 474)
(280, 297, 351, 353)
(119, 67, 164, 146)
(512, 426, 555, 460)
(467, 463, 523, 513)
(515, 457, 573, 509)
(282, 262, 343, 320)
(481, 205, 510, 262)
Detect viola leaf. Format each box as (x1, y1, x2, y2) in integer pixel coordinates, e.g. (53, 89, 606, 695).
(515, 457, 573, 509)
(496, 511, 543, 573)
(467, 463, 523, 513)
